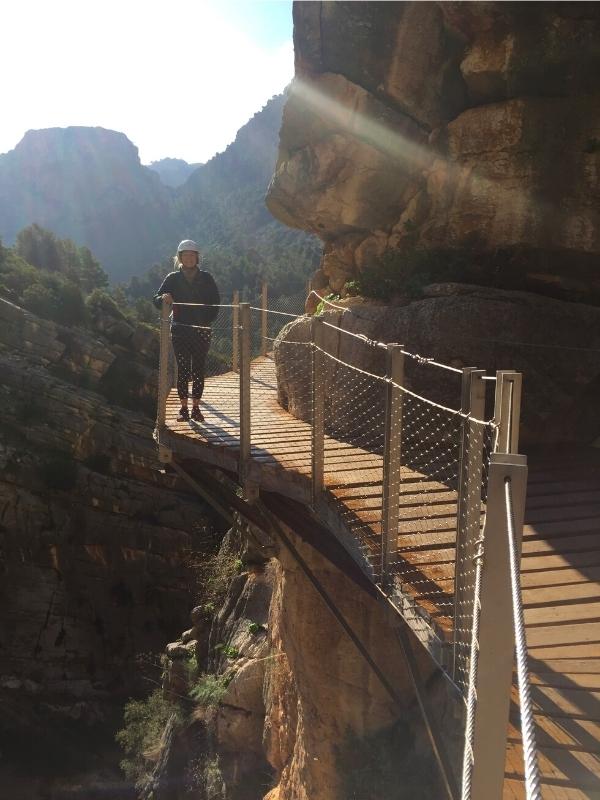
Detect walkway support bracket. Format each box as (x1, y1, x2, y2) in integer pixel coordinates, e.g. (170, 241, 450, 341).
(311, 315, 325, 510)
(453, 368, 486, 681)
(468, 452, 528, 800)
(239, 302, 252, 493)
(381, 344, 404, 583)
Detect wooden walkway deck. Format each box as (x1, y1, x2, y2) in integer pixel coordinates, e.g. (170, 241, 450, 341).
(162, 357, 600, 799)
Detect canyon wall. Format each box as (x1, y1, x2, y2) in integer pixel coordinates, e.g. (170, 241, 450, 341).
(267, 1, 600, 446)
(268, 2, 600, 303)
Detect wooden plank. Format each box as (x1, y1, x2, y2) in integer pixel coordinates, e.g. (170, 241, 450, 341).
(526, 491, 600, 511)
(526, 622, 600, 648)
(529, 644, 600, 661)
(521, 567, 600, 589)
(531, 661, 600, 675)
(523, 584, 600, 606)
(508, 713, 600, 752)
(505, 742, 600, 790)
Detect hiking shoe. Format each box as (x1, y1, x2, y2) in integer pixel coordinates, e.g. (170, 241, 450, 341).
(177, 406, 189, 421)
(191, 406, 204, 422)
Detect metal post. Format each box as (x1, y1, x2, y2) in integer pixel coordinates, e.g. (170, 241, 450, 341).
(232, 290, 239, 373)
(261, 281, 268, 357)
(381, 345, 404, 583)
(157, 301, 171, 429)
(239, 303, 252, 489)
(467, 452, 528, 800)
(452, 368, 486, 680)
(494, 371, 523, 454)
(311, 316, 325, 510)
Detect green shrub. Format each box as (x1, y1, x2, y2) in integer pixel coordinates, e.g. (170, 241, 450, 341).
(248, 622, 266, 635)
(314, 292, 340, 315)
(189, 673, 232, 707)
(86, 287, 124, 318)
(116, 689, 179, 784)
(214, 643, 240, 659)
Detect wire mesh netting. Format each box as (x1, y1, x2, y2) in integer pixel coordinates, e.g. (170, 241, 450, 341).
(251, 304, 313, 469)
(250, 289, 307, 359)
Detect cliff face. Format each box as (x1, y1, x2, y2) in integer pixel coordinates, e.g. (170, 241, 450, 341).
(266, 2, 600, 302)
(0, 298, 220, 792)
(148, 520, 457, 800)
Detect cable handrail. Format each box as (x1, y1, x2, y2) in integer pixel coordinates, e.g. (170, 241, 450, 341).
(171, 301, 237, 307)
(314, 343, 496, 426)
(250, 306, 300, 318)
(504, 477, 542, 800)
(310, 291, 465, 374)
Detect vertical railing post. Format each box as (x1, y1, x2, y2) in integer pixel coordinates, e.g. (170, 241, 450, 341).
(381, 344, 404, 584)
(156, 301, 173, 463)
(453, 368, 486, 680)
(311, 315, 325, 510)
(261, 281, 268, 357)
(232, 290, 239, 373)
(494, 371, 523, 454)
(157, 301, 171, 429)
(467, 451, 528, 800)
(239, 303, 252, 490)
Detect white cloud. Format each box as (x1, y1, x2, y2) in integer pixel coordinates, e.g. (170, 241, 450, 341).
(1, 0, 294, 162)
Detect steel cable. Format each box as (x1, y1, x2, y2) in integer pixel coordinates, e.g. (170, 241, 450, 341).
(505, 477, 542, 800)
(460, 532, 485, 800)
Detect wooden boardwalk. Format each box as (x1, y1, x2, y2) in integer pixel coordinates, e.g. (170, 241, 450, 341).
(163, 357, 600, 799)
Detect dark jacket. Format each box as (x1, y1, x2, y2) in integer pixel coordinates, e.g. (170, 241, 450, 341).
(153, 268, 220, 326)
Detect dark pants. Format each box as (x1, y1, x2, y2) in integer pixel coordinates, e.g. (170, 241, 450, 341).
(171, 325, 211, 400)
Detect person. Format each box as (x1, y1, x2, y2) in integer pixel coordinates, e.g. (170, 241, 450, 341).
(153, 239, 220, 422)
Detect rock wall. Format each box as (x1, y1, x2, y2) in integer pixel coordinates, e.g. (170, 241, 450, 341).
(149, 518, 460, 800)
(267, 2, 600, 303)
(0, 298, 222, 793)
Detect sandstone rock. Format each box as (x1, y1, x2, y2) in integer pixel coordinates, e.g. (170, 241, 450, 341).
(267, 72, 429, 238)
(180, 627, 195, 644)
(0, 311, 218, 699)
(442, 4, 600, 104)
(166, 640, 196, 660)
(216, 659, 266, 754)
(270, 2, 600, 307)
(294, 1, 467, 128)
(419, 95, 600, 296)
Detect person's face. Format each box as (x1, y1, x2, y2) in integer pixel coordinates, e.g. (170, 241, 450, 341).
(180, 250, 198, 269)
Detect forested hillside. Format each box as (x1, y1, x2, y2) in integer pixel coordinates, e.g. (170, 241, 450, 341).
(0, 94, 320, 294)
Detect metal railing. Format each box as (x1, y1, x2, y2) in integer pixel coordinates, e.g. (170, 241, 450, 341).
(155, 284, 535, 800)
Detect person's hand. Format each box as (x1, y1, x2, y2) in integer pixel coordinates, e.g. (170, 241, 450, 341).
(162, 293, 173, 305)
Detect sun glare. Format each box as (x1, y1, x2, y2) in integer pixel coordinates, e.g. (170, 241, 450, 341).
(2, 0, 294, 163)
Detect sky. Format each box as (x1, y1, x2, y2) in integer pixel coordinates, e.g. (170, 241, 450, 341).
(1, 0, 294, 164)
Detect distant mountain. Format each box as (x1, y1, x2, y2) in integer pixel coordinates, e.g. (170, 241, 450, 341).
(0, 127, 178, 279)
(147, 157, 200, 188)
(0, 95, 320, 285)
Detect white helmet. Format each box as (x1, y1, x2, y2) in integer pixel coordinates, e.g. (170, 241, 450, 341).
(177, 239, 200, 253)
